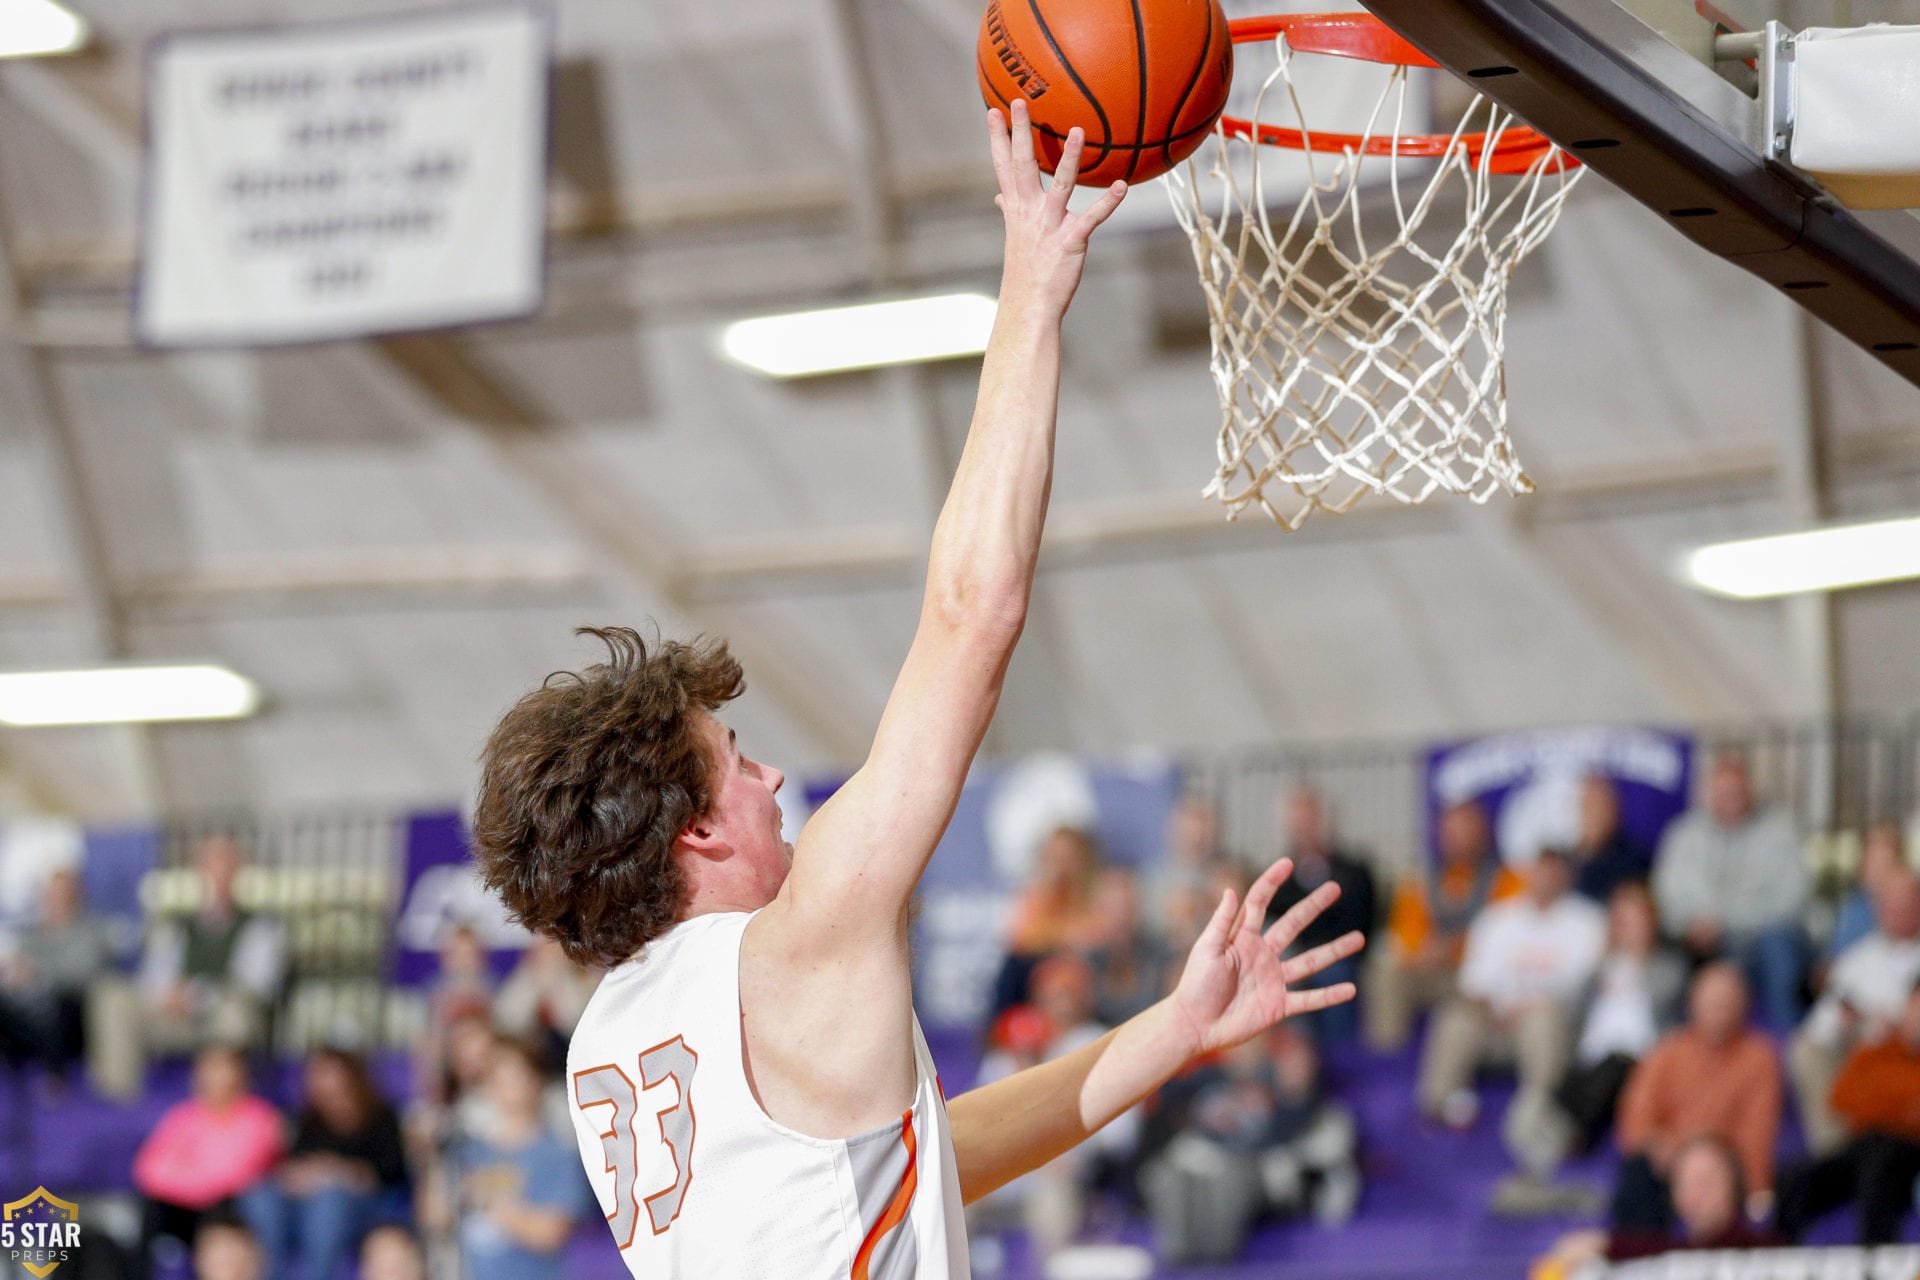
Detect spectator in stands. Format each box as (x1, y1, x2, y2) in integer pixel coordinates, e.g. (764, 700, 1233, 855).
(1571, 775, 1652, 904)
(133, 1044, 284, 1276)
(1268, 787, 1376, 1044)
(430, 925, 494, 1030)
(1027, 952, 1129, 1251)
(406, 1009, 502, 1221)
(1418, 850, 1604, 1142)
(0, 867, 116, 1082)
(1653, 751, 1809, 1028)
(973, 952, 1127, 1258)
(1776, 979, 1920, 1245)
(357, 1225, 426, 1280)
(493, 935, 598, 1074)
(1789, 868, 1920, 1155)
(1078, 867, 1172, 1025)
(96, 836, 286, 1098)
(1538, 1136, 1778, 1277)
(1151, 794, 1233, 946)
(1611, 963, 1781, 1232)
(1497, 882, 1687, 1214)
(989, 825, 1104, 1018)
(241, 1048, 409, 1280)
(422, 1036, 588, 1280)
(1823, 821, 1906, 968)
(1367, 798, 1522, 1052)
(193, 1217, 265, 1280)
(413, 924, 496, 1106)
(1561, 884, 1689, 1156)
(1142, 1023, 1360, 1263)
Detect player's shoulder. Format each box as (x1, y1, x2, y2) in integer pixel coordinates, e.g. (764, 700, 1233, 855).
(573, 911, 756, 1030)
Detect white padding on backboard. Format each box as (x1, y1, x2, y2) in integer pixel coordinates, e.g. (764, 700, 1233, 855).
(1791, 24, 1920, 208)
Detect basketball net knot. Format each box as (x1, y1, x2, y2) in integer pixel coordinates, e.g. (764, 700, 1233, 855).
(1167, 35, 1582, 530)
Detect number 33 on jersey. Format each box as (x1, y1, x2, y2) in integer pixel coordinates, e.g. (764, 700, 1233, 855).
(573, 1035, 699, 1244)
(565, 912, 969, 1278)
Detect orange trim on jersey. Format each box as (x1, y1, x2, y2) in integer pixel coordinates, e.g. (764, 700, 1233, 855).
(638, 1034, 699, 1237)
(850, 1110, 919, 1280)
(572, 1062, 642, 1250)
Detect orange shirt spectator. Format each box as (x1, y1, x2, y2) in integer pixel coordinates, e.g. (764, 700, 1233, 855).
(1617, 967, 1782, 1195)
(1830, 1035, 1920, 1142)
(1007, 827, 1104, 955)
(1386, 862, 1523, 965)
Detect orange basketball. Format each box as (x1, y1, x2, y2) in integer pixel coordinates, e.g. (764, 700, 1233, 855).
(977, 0, 1233, 187)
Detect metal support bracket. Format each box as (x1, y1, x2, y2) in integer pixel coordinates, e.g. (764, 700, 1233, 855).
(1713, 21, 1794, 162)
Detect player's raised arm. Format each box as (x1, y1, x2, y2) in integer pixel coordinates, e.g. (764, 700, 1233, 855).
(765, 105, 1125, 936)
(733, 103, 1123, 1139)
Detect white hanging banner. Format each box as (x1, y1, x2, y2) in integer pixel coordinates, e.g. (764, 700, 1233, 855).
(135, 4, 550, 347)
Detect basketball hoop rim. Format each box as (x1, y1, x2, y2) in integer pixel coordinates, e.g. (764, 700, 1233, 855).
(1220, 13, 1576, 175)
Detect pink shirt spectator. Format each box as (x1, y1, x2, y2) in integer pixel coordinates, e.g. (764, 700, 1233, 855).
(133, 1095, 284, 1209)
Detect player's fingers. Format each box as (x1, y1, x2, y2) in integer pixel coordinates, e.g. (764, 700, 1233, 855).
(1279, 931, 1366, 984)
(1199, 887, 1239, 951)
(994, 194, 1005, 211)
(1009, 99, 1042, 192)
(1047, 127, 1085, 203)
(1238, 857, 1292, 934)
(1286, 982, 1358, 1015)
(1263, 880, 1342, 952)
(1071, 180, 1128, 235)
(986, 107, 1014, 189)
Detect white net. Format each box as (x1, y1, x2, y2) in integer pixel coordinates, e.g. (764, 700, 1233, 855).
(1166, 35, 1583, 530)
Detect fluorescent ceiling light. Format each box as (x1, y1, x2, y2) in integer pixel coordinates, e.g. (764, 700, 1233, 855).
(0, 665, 261, 726)
(718, 293, 997, 378)
(1682, 514, 1920, 599)
(0, 0, 89, 58)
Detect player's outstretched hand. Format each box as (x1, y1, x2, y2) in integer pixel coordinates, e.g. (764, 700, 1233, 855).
(1167, 857, 1367, 1057)
(987, 99, 1126, 315)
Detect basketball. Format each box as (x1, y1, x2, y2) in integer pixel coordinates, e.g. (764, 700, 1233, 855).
(977, 0, 1233, 186)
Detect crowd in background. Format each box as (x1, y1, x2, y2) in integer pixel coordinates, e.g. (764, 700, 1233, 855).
(0, 840, 597, 1280)
(3, 747, 1919, 1276)
(975, 751, 1920, 1269)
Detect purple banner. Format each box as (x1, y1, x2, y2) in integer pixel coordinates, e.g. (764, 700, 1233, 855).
(1424, 726, 1694, 869)
(391, 809, 529, 987)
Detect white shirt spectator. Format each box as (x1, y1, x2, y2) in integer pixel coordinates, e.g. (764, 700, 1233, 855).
(1459, 893, 1606, 1018)
(1577, 954, 1665, 1064)
(1653, 808, 1808, 937)
(1803, 931, 1920, 1049)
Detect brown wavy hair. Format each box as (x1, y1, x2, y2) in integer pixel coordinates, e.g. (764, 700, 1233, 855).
(473, 626, 744, 966)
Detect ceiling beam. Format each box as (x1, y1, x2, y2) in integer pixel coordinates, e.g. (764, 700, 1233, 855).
(0, 548, 597, 618)
(678, 428, 1920, 600)
(367, 333, 875, 762)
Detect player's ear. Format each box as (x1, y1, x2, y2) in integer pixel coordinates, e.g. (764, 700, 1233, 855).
(677, 821, 728, 860)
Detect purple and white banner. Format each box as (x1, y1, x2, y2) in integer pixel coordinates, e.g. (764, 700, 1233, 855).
(391, 809, 528, 987)
(1424, 725, 1695, 868)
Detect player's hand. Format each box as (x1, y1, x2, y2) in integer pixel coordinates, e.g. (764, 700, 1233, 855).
(1166, 857, 1366, 1058)
(986, 99, 1126, 316)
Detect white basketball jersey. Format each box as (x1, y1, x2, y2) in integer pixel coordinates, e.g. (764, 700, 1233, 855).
(566, 911, 971, 1280)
